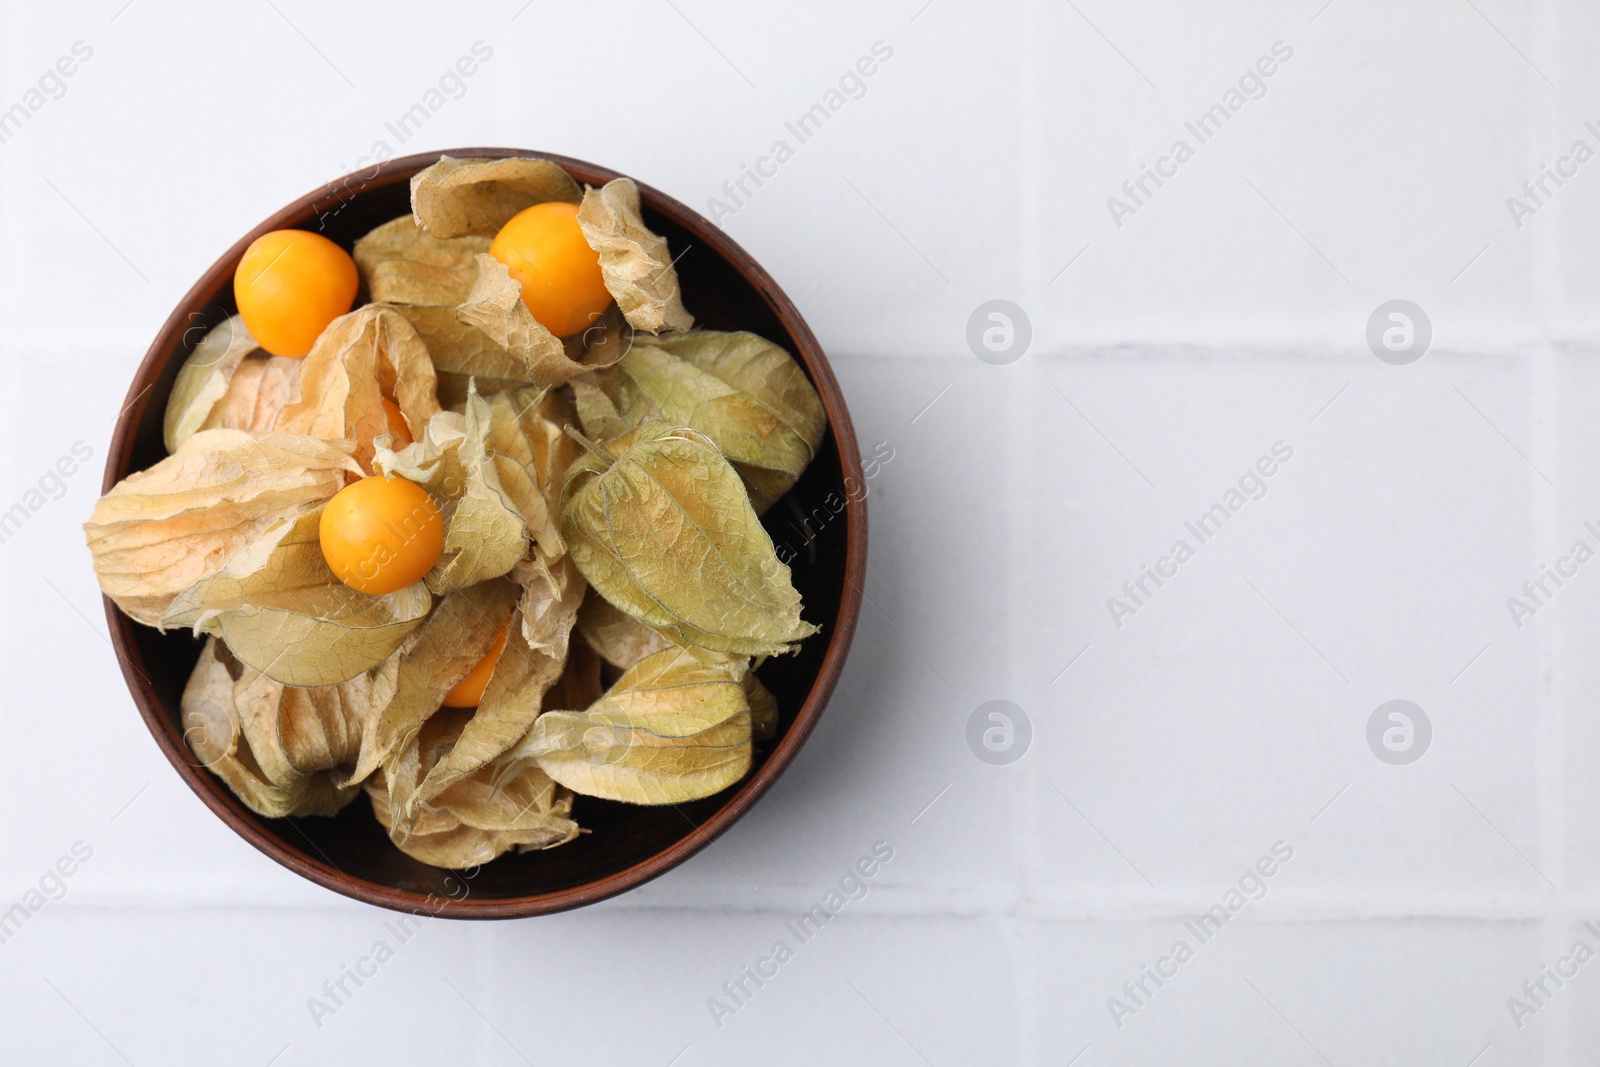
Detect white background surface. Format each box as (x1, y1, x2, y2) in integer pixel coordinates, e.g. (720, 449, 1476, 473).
(1, 0, 1596, 1063)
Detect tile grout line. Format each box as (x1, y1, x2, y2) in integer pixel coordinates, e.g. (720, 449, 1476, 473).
(1530, 2, 1568, 1060)
(1014, 0, 1046, 1062)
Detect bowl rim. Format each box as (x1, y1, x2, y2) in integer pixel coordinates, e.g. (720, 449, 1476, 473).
(100, 147, 867, 918)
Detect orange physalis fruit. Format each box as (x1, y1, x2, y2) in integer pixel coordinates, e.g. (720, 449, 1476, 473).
(488, 202, 609, 337)
(442, 622, 509, 708)
(318, 475, 442, 595)
(234, 229, 359, 358)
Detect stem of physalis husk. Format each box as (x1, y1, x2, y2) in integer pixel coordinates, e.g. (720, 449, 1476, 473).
(563, 425, 616, 466)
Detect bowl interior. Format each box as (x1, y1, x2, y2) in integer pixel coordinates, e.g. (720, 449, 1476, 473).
(106, 151, 862, 915)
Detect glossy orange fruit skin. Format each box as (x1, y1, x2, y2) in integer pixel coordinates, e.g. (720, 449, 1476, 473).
(488, 202, 610, 337)
(234, 229, 359, 358)
(318, 475, 443, 595)
(442, 623, 509, 708)
(381, 397, 413, 447)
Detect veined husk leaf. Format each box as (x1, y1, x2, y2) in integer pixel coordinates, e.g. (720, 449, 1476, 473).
(163, 315, 260, 452)
(367, 776, 579, 869)
(85, 430, 362, 626)
(571, 364, 658, 443)
(744, 671, 779, 742)
(182, 638, 362, 818)
(274, 305, 442, 472)
(411, 155, 582, 239)
(374, 384, 526, 594)
(161, 509, 431, 686)
(353, 215, 491, 306)
(388, 304, 534, 404)
(513, 646, 753, 804)
(201, 354, 303, 438)
(403, 551, 584, 823)
(562, 423, 818, 656)
(511, 549, 585, 653)
(575, 178, 694, 334)
(347, 578, 519, 789)
(458, 254, 627, 381)
(619, 331, 825, 512)
(232, 649, 398, 783)
(483, 386, 580, 556)
(577, 589, 670, 670)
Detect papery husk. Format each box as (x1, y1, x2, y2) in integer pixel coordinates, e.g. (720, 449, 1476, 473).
(562, 424, 817, 656)
(576, 589, 670, 670)
(744, 671, 779, 742)
(566, 303, 634, 367)
(411, 155, 582, 239)
(273, 305, 441, 472)
(366, 709, 580, 869)
(85, 430, 362, 626)
(483, 386, 580, 556)
(457, 254, 627, 383)
(373, 384, 526, 595)
(353, 215, 492, 306)
(182, 638, 362, 818)
(404, 552, 584, 822)
(575, 178, 694, 334)
(512, 646, 753, 805)
(161, 509, 431, 687)
(236, 651, 398, 781)
(201, 355, 303, 438)
(347, 578, 520, 789)
(511, 549, 585, 653)
(545, 636, 605, 712)
(388, 304, 534, 403)
(621, 331, 825, 512)
(164, 315, 260, 452)
(570, 364, 658, 444)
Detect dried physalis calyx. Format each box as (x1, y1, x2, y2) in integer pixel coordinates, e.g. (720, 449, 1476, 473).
(366, 708, 580, 869)
(160, 508, 432, 687)
(410, 155, 582, 239)
(353, 215, 490, 307)
(182, 638, 364, 819)
(509, 645, 753, 805)
(595, 329, 827, 513)
(372, 383, 527, 595)
(273, 304, 441, 472)
(164, 315, 303, 452)
(84, 430, 362, 626)
(575, 178, 694, 334)
(562, 423, 817, 657)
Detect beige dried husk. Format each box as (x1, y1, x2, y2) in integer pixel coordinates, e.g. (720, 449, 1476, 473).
(510, 646, 752, 805)
(575, 330, 826, 512)
(372, 384, 527, 595)
(576, 589, 670, 670)
(563, 423, 817, 656)
(85, 430, 361, 625)
(164, 315, 305, 452)
(411, 155, 582, 239)
(575, 178, 693, 334)
(272, 304, 441, 472)
(160, 508, 432, 687)
(182, 638, 365, 818)
(353, 215, 491, 306)
(347, 579, 520, 790)
(482, 385, 581, 556)
(366, 707, 580, 869)
(457, 254, 626, 381)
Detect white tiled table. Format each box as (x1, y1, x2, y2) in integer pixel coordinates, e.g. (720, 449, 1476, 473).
(2, 1, 1597, 1063)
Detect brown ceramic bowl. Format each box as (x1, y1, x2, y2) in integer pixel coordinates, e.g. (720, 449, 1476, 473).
(102, 149, 866, 918)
